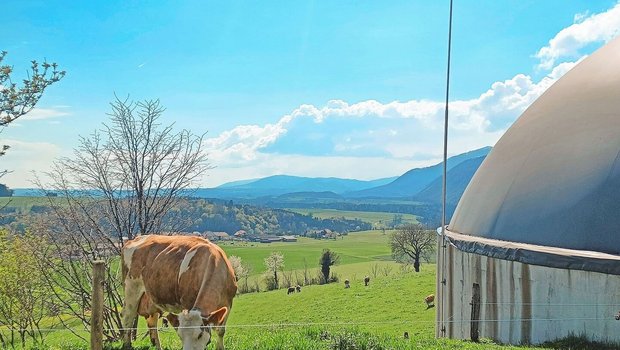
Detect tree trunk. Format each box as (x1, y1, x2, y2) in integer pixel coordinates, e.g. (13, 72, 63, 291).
(321, 266, 330, 283)
(414, 257, 420, 272)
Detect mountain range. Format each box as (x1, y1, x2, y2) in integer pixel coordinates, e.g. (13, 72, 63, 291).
(194, 146, 491, 202)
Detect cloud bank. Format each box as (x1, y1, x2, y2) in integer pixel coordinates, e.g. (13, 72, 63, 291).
(535, 2, 620, 69)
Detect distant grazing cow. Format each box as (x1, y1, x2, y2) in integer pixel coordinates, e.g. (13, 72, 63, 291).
(287, 287, 296, 294)
(344, 279, 350, 288)
(425, 294, 435, 309)
(364, 276, 370, 286)
(122, 235, 237, 350)
(403, 331, 409, 339)
(296, 285, 301, 293)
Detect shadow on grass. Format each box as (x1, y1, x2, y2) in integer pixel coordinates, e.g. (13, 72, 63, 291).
(540, 335, 620, 350)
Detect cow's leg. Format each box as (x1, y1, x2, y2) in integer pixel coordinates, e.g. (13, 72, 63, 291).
(214, 325, 226, 350)
(121, 279, 144, 350)
(146, 313, 162, 350)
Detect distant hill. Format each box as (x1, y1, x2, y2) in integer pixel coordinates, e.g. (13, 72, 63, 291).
(277, 191, 343, 200)
(344, 147, 491, 198)
(205, 175, 398, 198)
(217, 178, 260, 188)
(413, 156, 487, 205)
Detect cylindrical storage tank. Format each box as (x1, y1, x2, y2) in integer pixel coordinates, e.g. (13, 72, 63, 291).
(436, 35, 620, 344)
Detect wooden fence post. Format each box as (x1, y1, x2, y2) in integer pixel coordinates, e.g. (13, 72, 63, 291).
(91, 260, 105, 350)
(471, 283, 481, 342)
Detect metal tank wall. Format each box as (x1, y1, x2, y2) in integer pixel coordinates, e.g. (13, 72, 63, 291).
(436, 244, 620, 344)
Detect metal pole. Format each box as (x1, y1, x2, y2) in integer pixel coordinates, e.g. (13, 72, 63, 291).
(91, 260, 105, 350)
(438, 0, 454, 338)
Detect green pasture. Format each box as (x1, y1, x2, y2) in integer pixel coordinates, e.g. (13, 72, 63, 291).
(0, 196, 60, 212)
(219, 230, 395, 275)
(285, 208, 419, 227)
(23, 265, 559, 350)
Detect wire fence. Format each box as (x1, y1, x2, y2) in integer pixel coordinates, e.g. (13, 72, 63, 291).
(2, 315, 619, 334)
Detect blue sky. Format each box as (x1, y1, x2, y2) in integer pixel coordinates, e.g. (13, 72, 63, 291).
(2, 0, 619, 187)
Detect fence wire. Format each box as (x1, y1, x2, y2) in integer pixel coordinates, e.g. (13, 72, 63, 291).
(1, 315, 619, 334)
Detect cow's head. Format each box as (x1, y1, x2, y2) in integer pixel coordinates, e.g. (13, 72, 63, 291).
(177, 307, 228, 350)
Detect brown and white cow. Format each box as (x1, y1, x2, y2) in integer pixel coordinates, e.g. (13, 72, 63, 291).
(121, 235, 237, 350)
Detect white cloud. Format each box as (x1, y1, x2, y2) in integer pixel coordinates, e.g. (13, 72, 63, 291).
(19, 106, 70, 121)
(0, 139, 62, 188)
(203, 61, 576, 187)
(535, 2, 620, 69)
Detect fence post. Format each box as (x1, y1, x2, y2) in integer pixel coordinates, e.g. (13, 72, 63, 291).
(471, 283, 481, 342)
(91, 260, 105, 350)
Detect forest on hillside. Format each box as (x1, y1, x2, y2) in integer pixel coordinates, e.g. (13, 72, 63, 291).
(0, 197, 371, 236)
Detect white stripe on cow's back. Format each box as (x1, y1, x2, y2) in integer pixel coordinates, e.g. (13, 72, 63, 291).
(178, 248, 198, 282)
(123, 235, 150, 272)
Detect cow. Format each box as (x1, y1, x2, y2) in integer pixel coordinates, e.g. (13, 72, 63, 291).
(121, 235, 237, 350)
(295, 285, 301, 293)
(287, 287, 296, 294)
(425, 294, 435, 309)
(364, 276, 370, 286)
(344, 279, 350, 288)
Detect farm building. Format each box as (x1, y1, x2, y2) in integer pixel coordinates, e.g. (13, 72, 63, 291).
(204, 231, 231, 241)
(436, 36, 620, 344)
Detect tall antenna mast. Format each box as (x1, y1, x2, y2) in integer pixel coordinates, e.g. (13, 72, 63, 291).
(438, 0, 454, 337)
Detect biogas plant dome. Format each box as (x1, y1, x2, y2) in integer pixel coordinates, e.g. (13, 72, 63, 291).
(446, 35, 620, 275)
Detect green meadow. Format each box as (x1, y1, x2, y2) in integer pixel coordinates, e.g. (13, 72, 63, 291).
(35, 265, 547, 350)
(220, 230, 394, 275)
(285, 208, 419, 228)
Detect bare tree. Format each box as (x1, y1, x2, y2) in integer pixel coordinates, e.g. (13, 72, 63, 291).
(302, 258, 311, 285)
(390, 224, 435, 272)
(33, 97, 209, 340)
(369, 263, 380, 279)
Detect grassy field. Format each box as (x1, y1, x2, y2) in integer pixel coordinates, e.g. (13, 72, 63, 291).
(32, 266, 557, 350)
(0, 196, 61, 213)
(220, 230, 395, 275)
(286, 208, 419, 228)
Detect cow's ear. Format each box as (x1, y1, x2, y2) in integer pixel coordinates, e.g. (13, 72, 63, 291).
(205, 306, 228, 325)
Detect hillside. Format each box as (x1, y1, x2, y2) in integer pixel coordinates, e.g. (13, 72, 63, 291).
(0, 197, 371, 235)
(413, 156, 487, 205)
(344, 146, 491, 198)
(213, 175, 398, 196)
